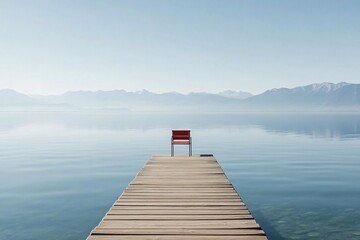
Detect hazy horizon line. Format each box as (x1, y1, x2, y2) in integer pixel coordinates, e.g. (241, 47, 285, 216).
(2, 81, 359, 96)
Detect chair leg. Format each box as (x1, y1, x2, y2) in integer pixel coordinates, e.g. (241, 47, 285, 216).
(171, 144, 174, 157)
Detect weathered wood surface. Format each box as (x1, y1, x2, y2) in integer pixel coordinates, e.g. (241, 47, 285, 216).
(87, 155, 268, 240)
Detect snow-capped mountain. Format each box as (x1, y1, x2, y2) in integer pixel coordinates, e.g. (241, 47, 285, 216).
(243, 82, 360, 107)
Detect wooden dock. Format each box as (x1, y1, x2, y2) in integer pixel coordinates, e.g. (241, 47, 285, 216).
(87, 155, 268, 240)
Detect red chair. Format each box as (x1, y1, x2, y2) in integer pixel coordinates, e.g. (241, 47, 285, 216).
(171, 130, 192, 156)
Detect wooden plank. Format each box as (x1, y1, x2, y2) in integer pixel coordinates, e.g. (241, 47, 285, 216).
(120, 196, 241, 199)
(125, 187, 236, 190)
(98, 219, 259, 228)
(124, 189, 237, 193)
(104, 214, 254, 220)
(87, 155, 267, 240)
(130, 182, 232, 185)
(114, 202, 246, 206)
(110, 206, 249, 211)
(88, 236, 268, 240)
(134, 177, 229, 180)
(128, 185, 234, 188)
(92, 229, 265, 235)
(107, 209, 251, 215)
(117, 198, 242, 202)
(121, 193, 239, 196)
(121, 192, 239, 195)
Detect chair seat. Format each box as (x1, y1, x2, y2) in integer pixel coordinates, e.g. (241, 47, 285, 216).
(172, 140, 191, 145)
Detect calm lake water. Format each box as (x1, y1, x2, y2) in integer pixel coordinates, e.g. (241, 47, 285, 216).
(1, 112, 360, 240)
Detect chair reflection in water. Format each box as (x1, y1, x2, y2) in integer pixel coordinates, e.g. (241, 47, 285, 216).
(171, 130, 192, 156)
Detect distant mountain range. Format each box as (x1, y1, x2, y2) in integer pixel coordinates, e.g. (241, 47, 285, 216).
(0, 89, 36, 106)
(243, 82, 360, 107)
(1, 82, 360, 111)
(217, 90, 253, 100)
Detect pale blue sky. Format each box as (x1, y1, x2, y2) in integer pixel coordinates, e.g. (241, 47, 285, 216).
(1, 0, 360, 95)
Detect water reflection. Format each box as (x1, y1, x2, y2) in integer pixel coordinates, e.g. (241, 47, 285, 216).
(1, 111, 360, 240)
(1, 112, 360, 139)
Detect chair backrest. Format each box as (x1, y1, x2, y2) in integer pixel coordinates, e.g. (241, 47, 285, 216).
(172, 130, 191, 140)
